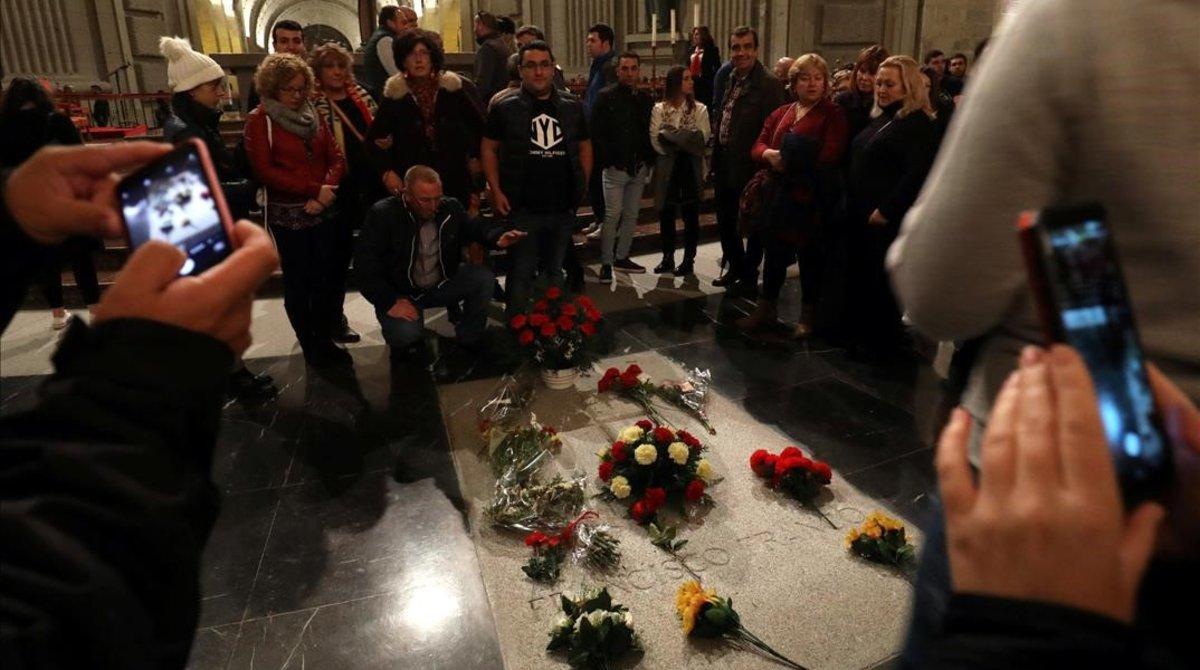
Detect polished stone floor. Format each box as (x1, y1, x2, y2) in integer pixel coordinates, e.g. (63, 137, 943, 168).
(0, 243, 946, 669)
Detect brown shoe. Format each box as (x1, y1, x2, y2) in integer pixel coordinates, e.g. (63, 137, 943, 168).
(792, 304, 815, 339)
(736, 299, 778, 331)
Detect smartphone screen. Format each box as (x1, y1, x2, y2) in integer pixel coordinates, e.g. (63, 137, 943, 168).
(1024, 206, 1171, 500)
(119, 141, 233, 276)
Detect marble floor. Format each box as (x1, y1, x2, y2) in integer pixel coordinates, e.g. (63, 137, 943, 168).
(0, 242, 947, 670)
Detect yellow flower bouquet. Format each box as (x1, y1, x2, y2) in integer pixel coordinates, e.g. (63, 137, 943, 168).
(845, 510, 916, 568)
(675, 580, 809, 669)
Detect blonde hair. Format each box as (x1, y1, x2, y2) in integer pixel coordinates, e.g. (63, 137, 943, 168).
(788, 53, 829, 97)
(309, 42, 354, 84)
(253, 53, 314, 101)
(876, 55, 935, 119)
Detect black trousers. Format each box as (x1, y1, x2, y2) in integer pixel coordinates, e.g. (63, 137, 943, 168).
(38, 239, 100, 308)
(659, 202, 699, 262)
(271, 221, 340, 346)
(714, 182, 744, 274)
(846, 220, 903, 346)
(762, 235, 823, 303)
(331, 185, 369, 324)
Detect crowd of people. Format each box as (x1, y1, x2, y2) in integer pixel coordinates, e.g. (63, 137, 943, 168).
(0, 2, 1196, 668)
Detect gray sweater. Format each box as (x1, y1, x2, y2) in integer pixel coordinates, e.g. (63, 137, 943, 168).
(888, 0, 1200, 429)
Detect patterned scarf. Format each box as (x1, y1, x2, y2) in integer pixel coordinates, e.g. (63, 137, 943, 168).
(408, 73, 439, 146)
(718, 69, 750, 146)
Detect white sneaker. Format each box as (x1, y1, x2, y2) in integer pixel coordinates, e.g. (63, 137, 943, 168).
(51, 312, 72, 330)
(586, 227, 603, 240)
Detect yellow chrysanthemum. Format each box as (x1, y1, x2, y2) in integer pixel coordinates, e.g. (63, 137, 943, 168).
(865, 524, 883, 539)
(675, 581, 717, 635)
(844, 527, 861, 547)
(618, 425, 645, 443)
(695, 458, 714, 482)
(668, 442, 690, 465)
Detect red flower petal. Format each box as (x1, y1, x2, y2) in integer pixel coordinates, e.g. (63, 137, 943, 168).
(545, 287, 562, 300)
(685, 479, 706, 502)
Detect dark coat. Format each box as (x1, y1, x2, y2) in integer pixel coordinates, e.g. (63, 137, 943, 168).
(355, 195, 503, 308)
(690, 43, 721, 108)
(164, 94, 255, 217)
(474, 34, 513, 105)
(847, 102, 939, 225)
(367, 71, 483, 204)
(585, 50, 617, 114)
(712, 60, 786, 188)
(0, 109, 81, 168)
(834, 88, 876, 154)
(592, 83, 655, 174)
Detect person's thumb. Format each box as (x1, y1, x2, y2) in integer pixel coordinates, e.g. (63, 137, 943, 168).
(1120, 502, 1166, 596)
(115, 241, 187, 293)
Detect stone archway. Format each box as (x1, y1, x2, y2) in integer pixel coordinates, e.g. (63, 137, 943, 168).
(304, 24, 353, 52)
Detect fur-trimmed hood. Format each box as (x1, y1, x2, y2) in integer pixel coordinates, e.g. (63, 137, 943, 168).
(383, 70, 463, 100)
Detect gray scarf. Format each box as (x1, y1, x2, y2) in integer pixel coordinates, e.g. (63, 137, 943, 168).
(262, 98, 318, 140)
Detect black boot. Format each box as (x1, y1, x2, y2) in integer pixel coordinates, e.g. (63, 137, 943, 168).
(228, 366, 277, 401)
(653, 256, 675, 274)
(674, 258, 695, 276)
(332, 314, 361, 344)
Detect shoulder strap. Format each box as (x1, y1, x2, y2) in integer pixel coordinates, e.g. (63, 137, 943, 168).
(265, 114, 273, 148)
(329, 100, 366, 144)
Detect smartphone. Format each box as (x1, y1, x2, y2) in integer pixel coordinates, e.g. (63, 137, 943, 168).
(1018, 203, 1172, 503)
(118, 138, 236, 277)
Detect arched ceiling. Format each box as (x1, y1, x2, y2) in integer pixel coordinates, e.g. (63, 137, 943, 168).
(246, 0, 360, 49)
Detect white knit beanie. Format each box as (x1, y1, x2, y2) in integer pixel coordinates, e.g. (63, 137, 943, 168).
(159, 36, 226, 93)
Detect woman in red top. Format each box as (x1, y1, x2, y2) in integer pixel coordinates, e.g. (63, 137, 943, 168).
(738, 53, 848, 338)
(244, 53, 348, 366)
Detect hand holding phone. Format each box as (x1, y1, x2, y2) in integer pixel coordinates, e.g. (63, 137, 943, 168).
(1017, 203, 1173, 503)
(118, 138, 237, 277)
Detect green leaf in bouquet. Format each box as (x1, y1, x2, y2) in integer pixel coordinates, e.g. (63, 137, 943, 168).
(561, 594, 577, 617)
(578, 616, 597, 647)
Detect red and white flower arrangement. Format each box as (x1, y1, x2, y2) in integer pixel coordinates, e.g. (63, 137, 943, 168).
(509, 287, 603, 372)
(597, 419, 715, 526)
(749, 447, 837, 528)
(597, 363, 716, 434)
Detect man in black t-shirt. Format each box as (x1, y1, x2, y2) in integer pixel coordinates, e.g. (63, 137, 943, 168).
(482, 40, 593, 315)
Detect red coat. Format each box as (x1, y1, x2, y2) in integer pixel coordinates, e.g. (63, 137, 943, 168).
(751, 97, 848, 205)
(243, 106, 345, 203)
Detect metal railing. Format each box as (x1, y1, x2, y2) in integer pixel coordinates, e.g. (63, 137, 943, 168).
(54, 92, 172, 140)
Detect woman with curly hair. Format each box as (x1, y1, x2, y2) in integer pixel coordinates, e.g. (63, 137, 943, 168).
(243, 53, 348, 367)
(309, 41, 380, 345)
(367, 28, 484, 206)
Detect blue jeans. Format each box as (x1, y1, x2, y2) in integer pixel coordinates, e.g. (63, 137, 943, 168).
(505, 209, 575, 316)
(376, 265, 495, 349)
(600, 166, 650, 265)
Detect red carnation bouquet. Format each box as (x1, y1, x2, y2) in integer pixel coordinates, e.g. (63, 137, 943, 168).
(597, 363, 716, 435)
(509, 287, 603, 372)
(598, 420, 716, 528)
(750, 447, 836, 528)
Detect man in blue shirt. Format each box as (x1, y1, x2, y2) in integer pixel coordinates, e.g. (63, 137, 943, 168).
(581, 23, 617, 237)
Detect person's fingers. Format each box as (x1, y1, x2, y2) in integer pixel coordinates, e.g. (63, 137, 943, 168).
(43, 199, 120, 242)
(1119, 502, 1166, 618)
(1148, 364, 1200, 455)
(56, 142, 172, 178)
(87, 175, 125, 237)
(1019, 345, 1044, 367)
(1047, 345, 1113, 492)
(1015, 361, 1063, 495)
(200, 222, 279, 302)
(979, 370, 1021, 497)
(937, 407, 978, 518)
(114, 241, 187, 293)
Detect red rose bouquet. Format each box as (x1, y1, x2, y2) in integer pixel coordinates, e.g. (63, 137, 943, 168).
(750, 447, 836, 528)
(597, 363, 716, 434)
(597, 420, 716, 527)
(521, 511, 621, 583)
(510, 288, 603, 372)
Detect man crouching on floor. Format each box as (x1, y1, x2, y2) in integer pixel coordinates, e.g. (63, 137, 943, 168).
(356, 165, 525, 358)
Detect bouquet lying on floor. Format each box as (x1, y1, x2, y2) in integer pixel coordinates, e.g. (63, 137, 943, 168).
(597, 364, 716, 434)
(483, 418, 586, 533)
(521, 510, 622, 583)
(750, 447, 837, 528)
(846, 510, 916, 569)
(476, 374, 534, 445)
(548, 587, 640, 670)
(596, 420, 716, 526)
(676, 580, 809, 670)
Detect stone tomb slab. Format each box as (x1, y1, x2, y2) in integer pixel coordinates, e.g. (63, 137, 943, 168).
(438, 351, 919, 669)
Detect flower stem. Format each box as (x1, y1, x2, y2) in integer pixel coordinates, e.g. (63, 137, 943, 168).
(805, 501, 838, 530)
(734, 628, 809, 670)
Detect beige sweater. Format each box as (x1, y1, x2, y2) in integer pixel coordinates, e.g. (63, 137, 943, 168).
(888, 0, 1200, 426)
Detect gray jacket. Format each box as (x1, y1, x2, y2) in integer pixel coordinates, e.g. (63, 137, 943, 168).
(888, 0, 1200, 447)
(649, 100, 710, 211)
